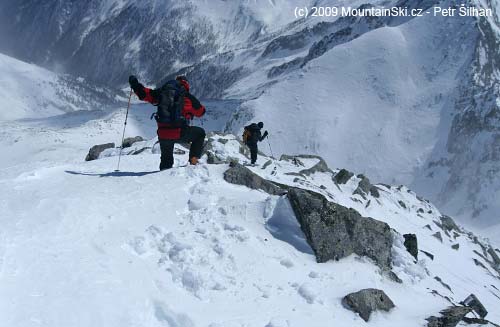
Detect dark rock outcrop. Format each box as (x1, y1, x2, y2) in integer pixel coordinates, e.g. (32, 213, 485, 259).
(223, 162, 284, 195)
(439, 215, 461, 233)
(297, 155, 333, 176)
(403, 234, 418, 260)
(122, 136, 144, 148)
(420, 250, 434, 260)
(334, 169, 354, 184)
(353, 175, 380, 198)
(426, 306, 472, 327)
(432, 232, 443, 243)
(461, 294, 488, 319)
(85, 143, 115, 161)
(487, 247, 500, 267)
(342, 288, 395, 322)
(287, 188, 393, 269)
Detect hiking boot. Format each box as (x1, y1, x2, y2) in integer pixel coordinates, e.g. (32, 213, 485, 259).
(189, 157, 199, 165)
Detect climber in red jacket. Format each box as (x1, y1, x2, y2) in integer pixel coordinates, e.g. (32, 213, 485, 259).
(129, 75, 206, 170)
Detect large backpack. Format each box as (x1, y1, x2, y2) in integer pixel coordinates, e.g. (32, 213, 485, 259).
(242, 126, 251, 143)
(153, 80, 186, 126)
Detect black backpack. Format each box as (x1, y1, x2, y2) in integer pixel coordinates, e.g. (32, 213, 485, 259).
(153, 80, 186, 126)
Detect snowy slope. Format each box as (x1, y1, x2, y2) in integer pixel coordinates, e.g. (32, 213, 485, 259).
(1, 118, 499, 326)
(2, 0, 499, 239)
(226, 11, 472, 185)
(0, 53, 121, 121)
(202, 0, 499, 239)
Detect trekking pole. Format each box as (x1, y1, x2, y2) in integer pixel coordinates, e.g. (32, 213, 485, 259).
(115, 88, 133, 172)
(266, 135, 275, 159)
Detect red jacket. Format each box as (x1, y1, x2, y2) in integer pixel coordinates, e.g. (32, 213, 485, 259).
(133, 80, 205, 139)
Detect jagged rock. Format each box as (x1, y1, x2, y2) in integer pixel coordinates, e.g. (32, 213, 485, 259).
(369, 186, 380, 198)
(354, 174, 380, 198)
(334, 169, 354, 184)
(356, 175, 371, 192)
(487, 247, 500, 266)
(280, 154, 305, 166)
(451, 243, 460, 250)
(386, 271, 402, 284)
(403, 234, 418, 260)
(440, 215, 461, 233)
(261, 160, 273, 169)
(434, 276, 452, 292)
(421, 250, 434, 260)
(398, 200, 407, 209)
(287, 188, 393, 269)
(432, 232, 443, 243)
(85, 143, 115, 161)
(206, 151, 225, 164)
(132, 147, 151, 155)
(223, 162, 284, 195)
(426, 306, 471, 327)
(461, 317, 490, 325)
(122, 136, 144, 148)
(297, 155, 333, 175)
(204, 133, 253, 164)
(342, 288, 395, 322)
(461, 294, 488, 318)
(473, 258, 487, 269)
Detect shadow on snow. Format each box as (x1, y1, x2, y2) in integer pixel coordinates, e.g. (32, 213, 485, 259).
(65, 170, 159, 177)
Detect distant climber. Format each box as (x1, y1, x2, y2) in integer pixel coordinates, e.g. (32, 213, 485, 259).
(243, 122, 268, 165)
(129, 75, 206, 170)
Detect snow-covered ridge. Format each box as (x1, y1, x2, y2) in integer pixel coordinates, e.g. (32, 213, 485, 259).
(0, 53, 121, 121)
(1, 79, 499, 326)
(60, 132, 500, 326)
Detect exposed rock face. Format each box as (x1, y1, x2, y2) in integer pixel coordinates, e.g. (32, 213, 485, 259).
(353, 175, 380, 198)
(223, 162, 284, 195)
(420, 250, 434, 260)
(426, 306, 472, 327)
(122, 136, 144, 148)
(439, 215, 461, 233)
(461, 294, 488, 319)
(204, 133, 252, 164)
(334, 169, 354, 184)
(432, 232, 443, 243)
(297, 155, 333, 176)
(342, 288, 395, 322)
(403, 234, 418, 260)
(85, 143, 115, 161)
(287, 187, 393, 269)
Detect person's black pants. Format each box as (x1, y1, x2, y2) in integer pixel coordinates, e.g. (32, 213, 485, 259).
(159, 126, 206, 170)
(247, 142, 258, 164)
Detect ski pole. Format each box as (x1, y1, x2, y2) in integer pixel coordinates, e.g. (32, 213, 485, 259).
(266, 135, 275, 159)
(115, 88, 133, 172)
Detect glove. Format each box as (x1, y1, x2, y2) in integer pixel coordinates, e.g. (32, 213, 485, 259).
(129, 75, 139, 88)
(263, 130, 269, 139)
(128, 75, 146, 99)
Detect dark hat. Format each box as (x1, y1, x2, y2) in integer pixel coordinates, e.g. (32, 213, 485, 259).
(176, 75, 190, 91)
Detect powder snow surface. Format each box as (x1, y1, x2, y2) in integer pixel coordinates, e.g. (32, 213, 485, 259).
(1, 53, 499, 327)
